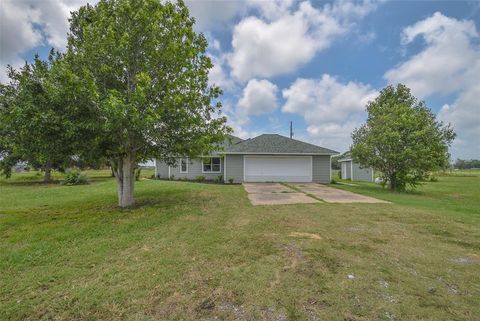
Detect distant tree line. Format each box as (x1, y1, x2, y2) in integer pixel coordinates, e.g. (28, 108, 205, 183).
(454, 159, 480, 169)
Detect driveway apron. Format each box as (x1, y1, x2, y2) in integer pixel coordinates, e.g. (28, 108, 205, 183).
(243, 183, 320, 205)
(293, 183, 389, 203)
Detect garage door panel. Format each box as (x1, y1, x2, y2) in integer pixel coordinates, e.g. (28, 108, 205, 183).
(245, 156, 312, 182)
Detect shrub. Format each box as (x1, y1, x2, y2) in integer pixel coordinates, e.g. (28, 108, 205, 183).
(215, 175, 223, 183)
(337, 171, 342, 179)
(62, 169, 88, 185)
(330, 178, 337, 184)
(170, 174, 174, 180)
(195, 175, 205, 182)
(228, 178, 234, 184)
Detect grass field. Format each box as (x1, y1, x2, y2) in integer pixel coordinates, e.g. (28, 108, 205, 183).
(1, 170, 479, 320)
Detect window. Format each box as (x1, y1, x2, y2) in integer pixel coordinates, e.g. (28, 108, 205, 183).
(202, 157, 221, 173)
(180, 158, 188, 173)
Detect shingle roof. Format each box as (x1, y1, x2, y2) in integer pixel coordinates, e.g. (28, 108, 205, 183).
(225, 134, 338, 155)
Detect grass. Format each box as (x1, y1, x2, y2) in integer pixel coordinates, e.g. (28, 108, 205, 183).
(1, 170, 479, 320)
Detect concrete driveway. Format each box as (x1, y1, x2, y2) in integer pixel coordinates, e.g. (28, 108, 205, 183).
(243, 183, 388, 205)
(243, 183, 320, 206)
(293, 183, 389, 203)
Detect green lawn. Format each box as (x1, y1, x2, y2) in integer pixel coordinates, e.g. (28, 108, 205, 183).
(1, 170, 479, 320)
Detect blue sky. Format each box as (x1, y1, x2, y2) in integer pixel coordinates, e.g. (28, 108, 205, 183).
(1, 0, 479, 159)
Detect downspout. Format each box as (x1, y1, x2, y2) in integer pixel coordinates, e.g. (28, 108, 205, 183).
(350, 161, 354, 181)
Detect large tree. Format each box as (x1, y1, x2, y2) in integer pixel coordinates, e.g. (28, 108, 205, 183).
(351, 84, 456, 191)
(0, 51, 96, 182)
(66, 0, 229, 207)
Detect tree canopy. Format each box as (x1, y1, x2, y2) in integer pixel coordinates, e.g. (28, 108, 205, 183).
(0, 50, 97, 181)
(66, 0, 230, 206)
(351, 84, 456, 191)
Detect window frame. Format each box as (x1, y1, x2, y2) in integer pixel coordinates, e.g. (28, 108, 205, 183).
(202, 157, 222, 173)
(179, 158, 188, 173)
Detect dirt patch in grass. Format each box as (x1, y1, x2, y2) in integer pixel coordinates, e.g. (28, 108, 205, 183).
(448, 192, 465, 199)
(289, 232, 322, 240)
(451, 255, 478, 265)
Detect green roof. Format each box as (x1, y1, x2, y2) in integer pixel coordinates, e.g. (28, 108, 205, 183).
(225, 134, 338, 155)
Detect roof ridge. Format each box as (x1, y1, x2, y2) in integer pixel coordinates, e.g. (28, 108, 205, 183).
(225, 132, 339, 154)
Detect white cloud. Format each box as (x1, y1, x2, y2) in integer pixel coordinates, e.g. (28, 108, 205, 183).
(282, 74, 378, 151)
(219, 101, 260, 140)
(385, 12, 480, 158)
(208, 52, 237, 92)
(438, 79, 480, 159)
(0, 0, 95, 82)
(238, 79, 278, 116)
(323, 0, 380, 20)
(229, 1, 379, 82)
(384, 12, 479, 98)
(306, 121, 362, 152)
(246, 0, 295, 21)
(283, 75, 378, 123)
(185, 0, 245, 30)
(0, 1, 42, 62)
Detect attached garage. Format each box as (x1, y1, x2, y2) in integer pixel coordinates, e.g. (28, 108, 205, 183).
(223, 134, 339, 184)
(244, 156, 312, 182)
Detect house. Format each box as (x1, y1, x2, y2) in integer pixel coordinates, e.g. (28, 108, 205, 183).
(155, 134, 338, 183)
(338, 154, 374, 182)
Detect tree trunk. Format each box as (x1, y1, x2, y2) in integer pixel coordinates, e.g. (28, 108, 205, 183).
(44, 161, 52, 183)
(389, 174, 396, 191)
(114, 153, 136, 207)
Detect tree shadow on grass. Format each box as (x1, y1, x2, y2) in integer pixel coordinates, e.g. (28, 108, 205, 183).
(0, 175, 112, 187)
(0, 180, 62, 187)
(100, 188, 217, 214)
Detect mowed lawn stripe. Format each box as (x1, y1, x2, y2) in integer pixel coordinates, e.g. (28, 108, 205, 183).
(0, 170, 479, 320)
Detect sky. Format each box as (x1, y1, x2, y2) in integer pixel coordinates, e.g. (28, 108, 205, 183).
(1, 0, 479, 159)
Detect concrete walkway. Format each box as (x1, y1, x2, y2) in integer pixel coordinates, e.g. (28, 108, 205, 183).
(293, 183, 389, 203)
(243, 183, 320, 206)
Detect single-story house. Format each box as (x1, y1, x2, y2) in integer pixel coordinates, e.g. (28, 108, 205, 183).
(155, 134, 338, 183)
(338, 155, 373, 182)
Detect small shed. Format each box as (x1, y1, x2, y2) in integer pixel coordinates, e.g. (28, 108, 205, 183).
(338, 157, 373, 182)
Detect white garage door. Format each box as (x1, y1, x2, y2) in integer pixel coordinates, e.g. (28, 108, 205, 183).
(244, 156, 312, 182)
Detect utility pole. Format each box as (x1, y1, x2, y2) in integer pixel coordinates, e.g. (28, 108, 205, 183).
(289, 121, 294, 139)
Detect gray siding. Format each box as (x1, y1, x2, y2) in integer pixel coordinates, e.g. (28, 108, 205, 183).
(312, 155, 331, 184)
(225, 154, 244, 183)
(340, 161, 351, 179)
(352, 162, 373, 182)
(155, 158, 224, 181)
(155, 160, 169, 178)
(158, 154, 332, 184)
(346, 161, 352, 179)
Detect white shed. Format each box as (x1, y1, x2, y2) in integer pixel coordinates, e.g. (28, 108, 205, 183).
(338, 157, 374, 182)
